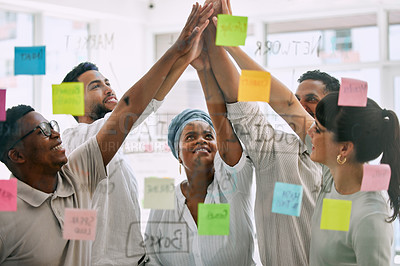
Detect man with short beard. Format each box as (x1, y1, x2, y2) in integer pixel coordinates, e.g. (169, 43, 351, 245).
(61, 62, 157, 265)
(59, 3, 213, 265)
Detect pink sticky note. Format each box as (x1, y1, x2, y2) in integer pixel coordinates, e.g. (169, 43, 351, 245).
(361, 164, 391, 191)
(0, 179, 17, 211)
(0, 89, 6, 121)
(63, 208, 97, 241)
(338, 78, 368, 107)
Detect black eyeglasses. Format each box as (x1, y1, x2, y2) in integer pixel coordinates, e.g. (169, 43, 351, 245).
(8, 120, 60, 150)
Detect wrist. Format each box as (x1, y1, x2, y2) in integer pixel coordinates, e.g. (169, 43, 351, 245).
(196, 66, 211, 73)
(168, 43, 187, 59)
(226, 46, 239, 55)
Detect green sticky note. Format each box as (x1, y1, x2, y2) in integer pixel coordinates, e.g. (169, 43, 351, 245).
(52, 82, 84, 116)
(198, 203, 230, 235)
(215, 14, 248, 47)
(143, 177, 175, 209)
(320, 198, 352, 231)
(238, 70, 271, 102)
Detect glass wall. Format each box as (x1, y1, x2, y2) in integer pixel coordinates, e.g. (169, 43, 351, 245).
(0, 10, 34, 108)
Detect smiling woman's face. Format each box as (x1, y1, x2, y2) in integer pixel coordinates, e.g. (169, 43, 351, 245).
(178, 121, 217, 172)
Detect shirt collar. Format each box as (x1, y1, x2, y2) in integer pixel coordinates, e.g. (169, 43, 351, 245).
(15, 173, 74, 207)
(301, 134, 312, 155)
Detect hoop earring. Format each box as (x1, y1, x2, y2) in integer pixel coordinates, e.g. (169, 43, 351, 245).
(337, 154, 347, 165)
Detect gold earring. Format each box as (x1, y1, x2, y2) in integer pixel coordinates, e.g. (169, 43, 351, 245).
(179, 163, 182, 175)
(337, 154, 347, 165)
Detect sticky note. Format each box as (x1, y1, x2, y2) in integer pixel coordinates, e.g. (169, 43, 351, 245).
(360, 164, 391, 191)
(52, 82, 84, 116)
(320, 199, 352, 231)
(271, 182, 303, 216)
(0, 89, 6, 121)
(63, 208, 97, 240)
(238, 70, 271, 102)
(14, 46, 46, 75)
(198, 203, 230, 235)
(215, 14, 248, 46)
(143, 177, 175, 209)
(0, 179, 17, 212)
(338, 78, 368, 107)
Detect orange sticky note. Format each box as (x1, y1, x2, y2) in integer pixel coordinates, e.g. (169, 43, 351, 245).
(63, 208, 97, 240)
(320, 198, 352, 231)
(338, 78, 368, 107)
(0, 178, 17, 212)
(360, 164, 391, 191)
(238, 70, 271, 102)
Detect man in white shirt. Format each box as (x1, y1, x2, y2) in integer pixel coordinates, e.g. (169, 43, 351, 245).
(60, 4, 213, 265)
(62, 62, 162, 265)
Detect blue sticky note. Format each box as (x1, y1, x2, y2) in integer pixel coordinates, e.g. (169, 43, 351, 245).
(271, 182, 303, 216)
(14, 46, 46, 75)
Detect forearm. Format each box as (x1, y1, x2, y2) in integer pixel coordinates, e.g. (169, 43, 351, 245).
(226, 46, 312, 141)
(204, 28, 240, 103)
(97, 47, 180, 166)
(154, 56, 190, 101)
(197, 68, 242, 166)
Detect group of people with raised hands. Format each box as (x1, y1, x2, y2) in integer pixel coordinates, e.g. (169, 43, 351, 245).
(1, 0, 399, 265)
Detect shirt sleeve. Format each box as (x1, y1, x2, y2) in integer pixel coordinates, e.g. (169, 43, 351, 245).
(132, 99, 163, 129)
(0, 234, 5, 264)
(353, 213, 393, 265)
(62, 99, 163, 155)
(213, 151, 253, 196)
(226, 101, 300, 170)
(63, 136, 107, 195)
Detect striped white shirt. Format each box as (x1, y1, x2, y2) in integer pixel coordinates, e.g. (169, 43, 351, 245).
(62, 99, 162, 266)
(145, 152, 256, 266)
(227, 102, 322, 266)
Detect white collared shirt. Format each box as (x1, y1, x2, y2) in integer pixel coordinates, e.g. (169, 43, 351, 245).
(145, 152, 256, 266)
(62, 99, 162, 266)
(226, 101, 322, 266)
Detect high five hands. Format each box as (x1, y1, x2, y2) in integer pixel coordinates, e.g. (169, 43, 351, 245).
(174, 2, 214, 62)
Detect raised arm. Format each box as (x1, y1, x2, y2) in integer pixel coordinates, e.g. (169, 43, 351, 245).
(97, 3, 210, 166)
(191, 48, 242, 166)
(154, 3, 214, 101)
(206, 0, 313, 142)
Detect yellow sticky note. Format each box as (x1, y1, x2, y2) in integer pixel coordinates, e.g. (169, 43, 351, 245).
(238, 70, 271, 102)
(215, 14, 248, 47)
(143, 177, 175, 209)
(52, 82, 84, 116)
(320, 198, 352, 231)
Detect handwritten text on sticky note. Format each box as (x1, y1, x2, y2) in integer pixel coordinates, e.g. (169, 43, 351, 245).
(144, 177, 175, 209)
(238, 70, 271, 102)
(14, 46, 46, 75)
(338, 78, 368, 107)
(52, 82, 84, 116)
(0, 179, 17, 212)
(0, 89, 6, 121)
(198, 203, 230, 235)
(271, 182, 303, 216)
(361, 164, 391, 191)
(320, 198, 352, 231)
(63, 208, 97, 240)
(216, 14, 248, 47)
